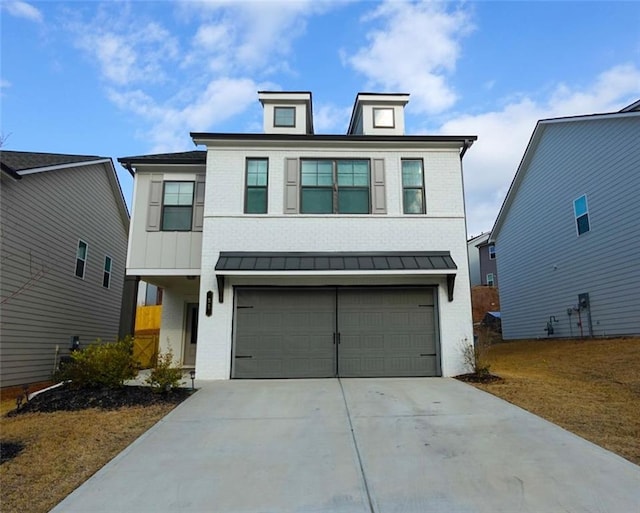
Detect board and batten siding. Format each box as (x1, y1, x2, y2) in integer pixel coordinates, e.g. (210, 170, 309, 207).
(0, 163, 128, 388)
(496, 115, 640, 339)
(127, 172, 202, 272)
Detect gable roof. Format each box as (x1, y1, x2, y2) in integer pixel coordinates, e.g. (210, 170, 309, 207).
(1, 150, 130, 231)
(620, 99, 640, 112)
(1, 151, 106, 176)
(118, 150, 206, 166)
(490, 107, 640, 242)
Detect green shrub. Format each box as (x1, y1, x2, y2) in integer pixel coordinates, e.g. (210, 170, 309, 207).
(54, 337, 138, 388)
(145, 349, 184, 392)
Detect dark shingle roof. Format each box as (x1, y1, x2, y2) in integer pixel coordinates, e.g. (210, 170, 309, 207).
(118, 151, 206, 166)
(215, 252, 457, 272)
(0, 150, 106, 173)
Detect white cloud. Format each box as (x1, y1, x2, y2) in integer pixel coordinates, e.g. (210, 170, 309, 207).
(313, 103, 353, 133)
(182, 1, 333, 75)
(3, 0, 43, 23)
(109, 78, 266, 152)
(346, 1, 474, 114)
(0, 79, 11, 90)
(73, 20, 179, 86)
(438, 64, 640, 236)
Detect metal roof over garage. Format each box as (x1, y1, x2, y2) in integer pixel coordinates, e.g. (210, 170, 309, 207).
(213, 252, 458, 303)
(215, 251, 457, 272)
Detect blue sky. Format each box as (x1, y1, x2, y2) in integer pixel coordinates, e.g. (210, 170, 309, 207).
(2, 0, 639, 235)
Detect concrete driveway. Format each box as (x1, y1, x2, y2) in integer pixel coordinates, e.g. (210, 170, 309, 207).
(50, 378, 640, 513)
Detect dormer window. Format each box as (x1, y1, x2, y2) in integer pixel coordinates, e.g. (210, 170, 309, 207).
(274, 107, 296, 128)
(373, 108, 395, 128)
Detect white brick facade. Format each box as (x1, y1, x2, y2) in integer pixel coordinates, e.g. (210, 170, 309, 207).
(126, 92, 476, 380)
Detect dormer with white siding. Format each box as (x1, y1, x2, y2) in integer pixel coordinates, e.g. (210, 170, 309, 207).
(258, 91, 314, 135)
(347, 93, 410, 135)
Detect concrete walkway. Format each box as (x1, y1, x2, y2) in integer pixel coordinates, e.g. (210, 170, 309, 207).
(50, 378, 640, 513)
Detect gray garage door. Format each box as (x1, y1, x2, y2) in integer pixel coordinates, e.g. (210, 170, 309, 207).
(233, 287, 438, 378)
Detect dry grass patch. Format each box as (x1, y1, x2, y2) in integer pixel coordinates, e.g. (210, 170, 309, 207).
(472, 337, 640, 466)
(0, 398, 180, 513)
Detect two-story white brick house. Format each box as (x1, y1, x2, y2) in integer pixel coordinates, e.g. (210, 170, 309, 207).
(120, 91, 477, 379)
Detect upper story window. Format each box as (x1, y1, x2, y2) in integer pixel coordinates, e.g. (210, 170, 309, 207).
(245, 158, 268, 214)
(573, 195, 590, 235)
(274, 106, 296, 127)
(162, 182, 194, 231)
(75, 240, 88, 279)
(103, 256, 112, 288)
(373, 108, 395, 128)
(300, 159, 370, 214)
(401, 159, 425, 214)
(488, 245, 496, 260)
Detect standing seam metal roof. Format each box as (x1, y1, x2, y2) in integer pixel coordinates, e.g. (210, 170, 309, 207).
(215, 252, 457, 272)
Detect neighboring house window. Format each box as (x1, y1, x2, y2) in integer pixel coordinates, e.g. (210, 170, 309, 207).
(489, 245, 496, 260)
(402, 159, 425, 214)
(274, 107, 295, 127)
(300, 159, 370, 214)
(245, 158, 268, 213)
(573, 195, 590, 235)
(162, 182, 194, 231)
(103, 256, 112, 288)
(373, 108, 395, 128)
(75, 240, 88, 279)
(486, 273, 495, 286)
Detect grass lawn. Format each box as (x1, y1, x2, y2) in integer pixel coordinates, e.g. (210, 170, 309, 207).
(472, 336, 640, 466)
(0, 393, 182, 513)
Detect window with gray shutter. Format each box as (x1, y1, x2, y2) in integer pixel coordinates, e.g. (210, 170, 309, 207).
(284, 158, 299, 214)
(372, 159, 386, 214)
(146, 175, 163, 231)
(192, 174, 206, 231)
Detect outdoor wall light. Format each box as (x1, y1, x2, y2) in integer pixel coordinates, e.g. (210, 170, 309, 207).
(189, 370, 196, 390)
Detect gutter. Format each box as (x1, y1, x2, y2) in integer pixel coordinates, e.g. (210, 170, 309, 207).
(460, 138, 474, 159)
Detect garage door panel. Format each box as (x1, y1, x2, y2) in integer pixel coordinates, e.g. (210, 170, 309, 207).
(337, 288, 438, 377)
(234, 289, 335, 378)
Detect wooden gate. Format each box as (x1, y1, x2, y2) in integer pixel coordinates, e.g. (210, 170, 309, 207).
(133, 330, 159, 369)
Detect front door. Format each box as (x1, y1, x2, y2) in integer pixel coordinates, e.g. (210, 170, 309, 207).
(183, 303, 198, 366)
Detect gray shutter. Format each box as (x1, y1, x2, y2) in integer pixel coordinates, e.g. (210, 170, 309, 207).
(146, 174, 163, 231)
(284, 158, 299, 214)
(372, 159, 386, 214)
(192, 174, 206, 231)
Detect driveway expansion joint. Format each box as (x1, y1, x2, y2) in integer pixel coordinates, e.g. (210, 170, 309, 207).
(338, 378, 376, 513)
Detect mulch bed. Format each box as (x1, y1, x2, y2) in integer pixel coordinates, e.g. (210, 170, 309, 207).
(6, 384, 195, 416)
(0, 441, 24, 465)
(455, 372, 504, 384)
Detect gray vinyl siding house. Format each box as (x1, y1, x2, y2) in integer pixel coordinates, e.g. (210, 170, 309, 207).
(490, 104, 640, 339)
(1, 151, 130, 388)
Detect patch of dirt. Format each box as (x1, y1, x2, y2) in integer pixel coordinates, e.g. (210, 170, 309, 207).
(471, 285, 500, 323)
(0, 441, 24, 464)
(7, 384, 194, 416)
(455, 372, 504, 384)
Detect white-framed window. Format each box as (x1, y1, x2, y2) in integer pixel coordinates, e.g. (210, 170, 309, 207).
(489, 245, 496, 260)
(103, 256, 112, 288)
(401, 159, 426, 214)
(486, 273, 495, 286)
(573, 195, 590, 235)
(75, 240, 88, 279)
(274, 106, 295, 127)
(161, 181, 194, 231)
